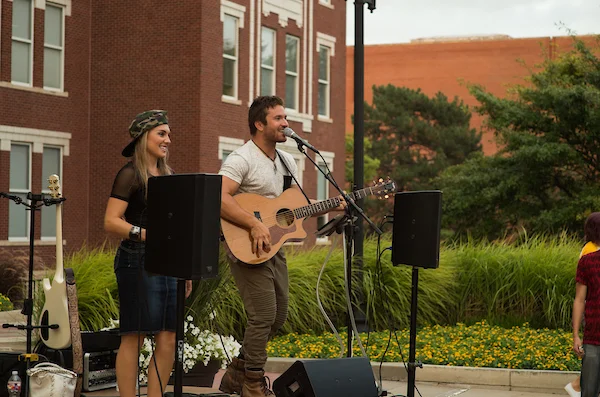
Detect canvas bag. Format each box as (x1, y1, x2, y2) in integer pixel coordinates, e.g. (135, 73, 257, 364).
(27, 362, 77, 397)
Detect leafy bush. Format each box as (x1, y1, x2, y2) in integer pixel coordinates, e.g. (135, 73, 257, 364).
(0, 248, 43, 307)
(0, 293, 14, 312)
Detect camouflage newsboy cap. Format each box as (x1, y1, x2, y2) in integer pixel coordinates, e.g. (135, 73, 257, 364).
(122, 110, 169, 157)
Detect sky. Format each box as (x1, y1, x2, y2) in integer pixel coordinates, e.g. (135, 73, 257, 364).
(346, 0, 600, 45)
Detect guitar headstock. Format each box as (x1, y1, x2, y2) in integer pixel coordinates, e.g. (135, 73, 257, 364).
(371, 177, 396, 199)
(48, 174, 61, 199)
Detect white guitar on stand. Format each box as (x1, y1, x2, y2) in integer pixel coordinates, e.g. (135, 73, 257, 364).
(39, 174, 71, 349)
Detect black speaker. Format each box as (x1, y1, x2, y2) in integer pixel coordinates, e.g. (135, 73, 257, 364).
(392, 190, 442, 269)
(0, 353, 26, 397)
(145, 173, 222, 280)
(272, 357, 378, 397)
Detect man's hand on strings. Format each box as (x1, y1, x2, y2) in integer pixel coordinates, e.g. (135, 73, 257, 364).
(250, 220, 272, 257)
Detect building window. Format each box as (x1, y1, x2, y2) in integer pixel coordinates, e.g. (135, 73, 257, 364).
(223, 14, 239, 99)
(41, 146, 62, 239)
(285, 35, 299, 111)
(12, 0, 34, 86)
(318, 45, 331, 118)
(44, 3, 64, 91)
(218, 136, 244, 163)
(261, 27, 276, 96)
(9, 144, 31, 240)
(315, 151, 334, 244)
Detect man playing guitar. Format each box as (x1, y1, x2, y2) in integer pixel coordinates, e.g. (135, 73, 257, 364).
(218, 96, 344, 397)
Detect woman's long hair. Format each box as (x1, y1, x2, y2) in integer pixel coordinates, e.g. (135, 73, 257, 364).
(132, 132, 172, 198)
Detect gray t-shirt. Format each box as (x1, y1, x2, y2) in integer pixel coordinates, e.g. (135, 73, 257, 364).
(219, 140, 299, 198)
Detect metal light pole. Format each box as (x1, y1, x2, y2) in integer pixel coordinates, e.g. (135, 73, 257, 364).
(345, 0, 376, 354)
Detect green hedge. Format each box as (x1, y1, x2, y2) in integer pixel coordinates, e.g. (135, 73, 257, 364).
(0, 293, 13, 312)
(46, 234, 581, 338)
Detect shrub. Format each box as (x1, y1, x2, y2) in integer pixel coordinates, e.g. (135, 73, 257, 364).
(0, 293, 14, 312)
(0, 248, 44, 307)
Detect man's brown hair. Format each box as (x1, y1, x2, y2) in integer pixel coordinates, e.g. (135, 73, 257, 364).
(248, 96, 284, 136)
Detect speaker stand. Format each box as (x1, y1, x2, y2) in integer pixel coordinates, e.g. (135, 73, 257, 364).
(172, 279, 186, 397)
(407, 267, 423, 397)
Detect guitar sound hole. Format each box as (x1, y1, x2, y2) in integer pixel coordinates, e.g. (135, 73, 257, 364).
(275, 209, 294, 227)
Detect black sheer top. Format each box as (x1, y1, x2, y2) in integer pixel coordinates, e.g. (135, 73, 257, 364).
(110, 162, 148, 228)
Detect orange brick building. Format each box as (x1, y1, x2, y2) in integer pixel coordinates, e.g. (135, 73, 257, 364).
(346, 35, 593, 155)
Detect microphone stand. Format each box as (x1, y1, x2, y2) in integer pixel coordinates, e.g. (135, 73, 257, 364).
(1, 191, 66, 397)
(292, 142, 381, 358)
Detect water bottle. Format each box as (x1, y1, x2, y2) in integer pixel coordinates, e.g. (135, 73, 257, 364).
(7, 370, 21, 397)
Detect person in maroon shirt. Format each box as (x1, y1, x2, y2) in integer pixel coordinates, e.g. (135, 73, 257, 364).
(573, 212, 600, 397)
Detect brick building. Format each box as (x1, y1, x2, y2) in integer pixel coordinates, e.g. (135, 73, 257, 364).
(0, 0, 347, 265)
(346, 35, 593, 155)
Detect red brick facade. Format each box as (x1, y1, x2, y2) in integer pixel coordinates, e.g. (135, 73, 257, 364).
(346, 35, 596, 155)
(0, 0, 347, 266)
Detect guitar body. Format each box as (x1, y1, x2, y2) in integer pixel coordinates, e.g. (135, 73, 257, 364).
(39, 174, 72, 349)
(40, 276, 71, 349)
(221, 188, 309, 265)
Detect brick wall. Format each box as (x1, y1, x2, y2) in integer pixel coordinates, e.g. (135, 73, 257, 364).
(346, 35, 596, 155)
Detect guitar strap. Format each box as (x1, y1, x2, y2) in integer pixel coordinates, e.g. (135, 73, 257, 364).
(65, 268, 83, 397)
(276, 149, 310, 204)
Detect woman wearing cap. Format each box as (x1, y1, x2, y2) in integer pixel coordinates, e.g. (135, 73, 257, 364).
(104, 110, 192, 397)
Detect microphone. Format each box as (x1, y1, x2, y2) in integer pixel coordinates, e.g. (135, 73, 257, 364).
(283, 127, 319, 154)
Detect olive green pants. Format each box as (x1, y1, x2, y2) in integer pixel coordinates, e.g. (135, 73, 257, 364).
(229, 251, 289, 369)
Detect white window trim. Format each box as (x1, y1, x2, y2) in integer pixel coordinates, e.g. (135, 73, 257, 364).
(316, 32, 336, 57)
(220, 0, 245, 28)
(43, 2, 65, 92)
(260, 27, 276, 96)
(285, 35, 300, 112)
(263, 0, 303, 28)
(0, 125, 72, 155)
(9, 142, 32, 242)
(315, 150, 335, 244)
(37, 0, 71, 16)
(222, 13, 241, 103)
(40, 144, 63, 241)
(218, 136, 245, 160)
(286, 112, 313, 133)
(11, 0, 34, 87)
(318, 0, 334, 9)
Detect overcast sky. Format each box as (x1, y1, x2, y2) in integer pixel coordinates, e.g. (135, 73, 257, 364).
(346, 0, 600, 45)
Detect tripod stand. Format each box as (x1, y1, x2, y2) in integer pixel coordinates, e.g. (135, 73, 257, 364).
(1, 191, 66, 397)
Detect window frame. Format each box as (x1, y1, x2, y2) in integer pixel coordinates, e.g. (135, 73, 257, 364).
(8, 143, 32, 241)
(315, 150, 335, 244)
(317, 44, 331, 119)
(222, 13, 240, 101)
(11, 0, 34, 87)
(40, 145, 63, 240)
(43, 2, 65, 92)
(260, 26, 276, 97)
(285, 34, 300, 112)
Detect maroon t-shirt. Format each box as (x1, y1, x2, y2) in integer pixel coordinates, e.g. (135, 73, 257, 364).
(576, 251, 600, 345)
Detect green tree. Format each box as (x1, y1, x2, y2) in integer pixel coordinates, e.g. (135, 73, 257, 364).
(344, 134, 381, 187)
(358, 85, 482, 225)
(436, 37, 600, 239)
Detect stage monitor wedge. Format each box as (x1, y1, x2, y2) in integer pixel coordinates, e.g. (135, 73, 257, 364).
(392, 190, 442, 269)
(272, 357, 378, 397)
(145, 173, 222, 280)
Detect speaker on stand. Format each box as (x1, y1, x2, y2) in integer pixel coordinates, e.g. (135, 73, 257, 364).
(145, 173, 222, 397)
(391, 190, 442, 397)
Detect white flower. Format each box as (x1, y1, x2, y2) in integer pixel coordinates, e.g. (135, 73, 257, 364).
(137, 314, 241, 383)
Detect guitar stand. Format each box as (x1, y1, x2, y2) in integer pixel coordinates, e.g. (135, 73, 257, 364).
(0, 191, 66, 397)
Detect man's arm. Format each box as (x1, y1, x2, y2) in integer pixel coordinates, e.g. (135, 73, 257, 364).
(221, 175, 272, 257)
(573, 282, 587, 357)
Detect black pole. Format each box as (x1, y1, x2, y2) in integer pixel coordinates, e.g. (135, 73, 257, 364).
(407, 267, 422, 397)
(173, 279, 186, 396)
(353, 0, 365, 278)
(345, 220, 354, 357)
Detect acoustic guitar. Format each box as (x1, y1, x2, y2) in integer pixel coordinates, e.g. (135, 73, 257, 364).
(39, 174, 71, 349)
(221, 178, 396, 264)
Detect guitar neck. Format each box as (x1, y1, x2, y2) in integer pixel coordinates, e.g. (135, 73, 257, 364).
(292, 186, 376, 219)
(54, 203, 64, 282)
